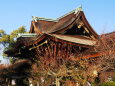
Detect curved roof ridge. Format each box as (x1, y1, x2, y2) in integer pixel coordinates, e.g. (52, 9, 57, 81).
(57, 5, 82, 20)
(32, 16, 58, 22)
(32, 6, 82, 22)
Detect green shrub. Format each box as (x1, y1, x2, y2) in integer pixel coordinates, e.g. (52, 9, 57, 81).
(99, 82, 115, 86)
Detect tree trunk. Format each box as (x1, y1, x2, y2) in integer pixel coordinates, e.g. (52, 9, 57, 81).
(56, 76, 60, 86)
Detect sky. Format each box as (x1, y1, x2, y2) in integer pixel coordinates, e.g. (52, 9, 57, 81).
(0, 0, 115, 63)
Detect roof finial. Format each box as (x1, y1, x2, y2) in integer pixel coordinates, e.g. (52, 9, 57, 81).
(78, 5, 82, 11)
(32, 16, 37, 22)
(75, 5, 82, 14)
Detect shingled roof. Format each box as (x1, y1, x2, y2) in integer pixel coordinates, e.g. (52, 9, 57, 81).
(29, 6, 98, 39)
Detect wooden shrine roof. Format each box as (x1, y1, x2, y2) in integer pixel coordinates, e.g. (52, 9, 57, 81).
(50, 34, 96, 46)
(29, 7, 98, 39)
(12, 33, 96, 47)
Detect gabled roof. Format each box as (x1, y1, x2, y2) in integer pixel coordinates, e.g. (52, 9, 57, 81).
(29, 6, 98, 39)
(29, 7, 78, 33)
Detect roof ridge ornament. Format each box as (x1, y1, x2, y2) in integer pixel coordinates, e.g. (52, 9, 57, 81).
(75, 5, 82, 14)
(32, 16, 38, 22)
